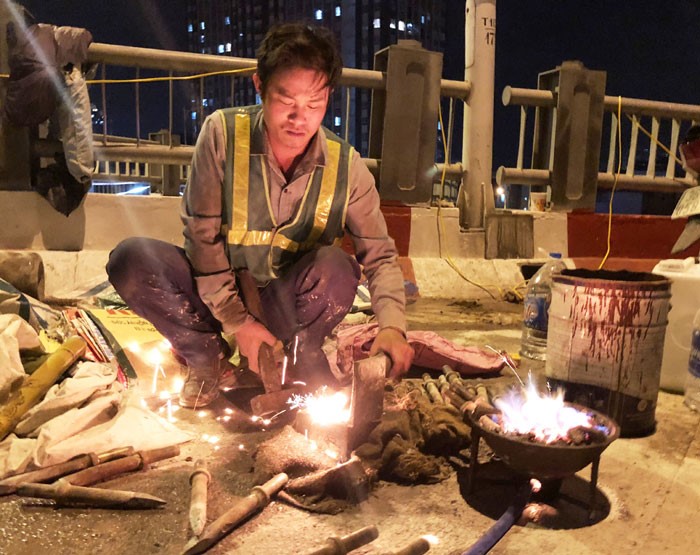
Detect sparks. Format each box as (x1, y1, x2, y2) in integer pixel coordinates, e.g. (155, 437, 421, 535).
(287, 387, 351, 426)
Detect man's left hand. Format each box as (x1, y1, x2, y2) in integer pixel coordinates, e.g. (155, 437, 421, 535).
(369, 327, 414, 380)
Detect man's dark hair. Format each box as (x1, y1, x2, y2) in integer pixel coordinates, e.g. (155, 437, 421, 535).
(256, 23, 342, 95)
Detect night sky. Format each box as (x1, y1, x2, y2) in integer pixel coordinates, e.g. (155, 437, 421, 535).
(15, 0, 700, 167)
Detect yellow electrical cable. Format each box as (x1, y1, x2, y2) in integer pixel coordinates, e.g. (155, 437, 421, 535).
(598, 96, 623, 270)
(86, 66, 255, 85)
(436, 104, 501, 301)
(0, 68, 253, 83)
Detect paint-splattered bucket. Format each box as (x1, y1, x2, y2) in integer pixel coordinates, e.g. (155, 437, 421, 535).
(546, 269, 671, 436)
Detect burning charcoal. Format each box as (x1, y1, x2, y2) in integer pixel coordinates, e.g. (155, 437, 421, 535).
(478, 414, 502, 434)
(567, 425, 609, 445)
(567, 426, 589, 445)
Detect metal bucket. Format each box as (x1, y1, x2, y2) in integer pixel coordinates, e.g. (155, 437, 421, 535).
(546, 269, 671, 436)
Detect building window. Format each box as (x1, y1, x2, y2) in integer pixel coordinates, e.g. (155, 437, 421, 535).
(421, 15, 425, 24)
(203, 99, 208, 107)
(224, 16, 231, 25)
(398, 20, 405, 31)
(200, 21, 205, 30)
(200, 35, 205, 44)
(187, 23, 193, 33)
(191, 111, 197, 120)
(373, 18, 380, 29)
(225, 42, 232, 52)
(335, 6, 341, 16)
(390, 20, 396, 29)
(315, 9, 323, 20)
(334, 116, 341, 127)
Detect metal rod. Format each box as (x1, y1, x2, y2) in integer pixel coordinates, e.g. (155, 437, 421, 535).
(0, 446, 134, 493)
(135, 66, 140, 146)
(169, 70, 173, 147)
(16, 480, 166, 510)
(87, 43, 471, 99)
(502, 86, 700, 120)
(62, 445, 180, 487)
(182, 473, 289, 555)
(305, 525, 379, 555)
(101, 63, 108, 144)
(189, 460, 210, 537)
(496, 166, 695, 192)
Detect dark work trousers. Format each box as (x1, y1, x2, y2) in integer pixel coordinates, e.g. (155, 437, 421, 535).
(106, 237, 361, 387)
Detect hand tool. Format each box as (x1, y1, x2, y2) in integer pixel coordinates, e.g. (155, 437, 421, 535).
(16, 479, 166, 509)
(61, 444, 180, 486)
(0, 446, 134, 495)
(182, 473, 288, 555)
(305, 525, 379, 555)
(189, 459, 210, 537)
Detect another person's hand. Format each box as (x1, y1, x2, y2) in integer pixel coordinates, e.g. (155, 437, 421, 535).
(369, 327, 414, 380)
(235, 319, 278, 373)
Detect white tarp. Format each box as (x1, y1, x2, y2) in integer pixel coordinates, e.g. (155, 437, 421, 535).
(0, 322, 193, 478)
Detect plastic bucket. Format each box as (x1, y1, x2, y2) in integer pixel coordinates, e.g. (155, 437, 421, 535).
(546, 269, 671, 436)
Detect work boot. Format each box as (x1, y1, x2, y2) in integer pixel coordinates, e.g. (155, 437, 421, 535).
(178, 364, 221, 409)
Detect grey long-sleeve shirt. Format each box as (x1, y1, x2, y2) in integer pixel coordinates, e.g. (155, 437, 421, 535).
(180, 110, 406, 336)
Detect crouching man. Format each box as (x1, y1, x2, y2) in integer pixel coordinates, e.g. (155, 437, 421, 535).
(107, 23, 414, 409)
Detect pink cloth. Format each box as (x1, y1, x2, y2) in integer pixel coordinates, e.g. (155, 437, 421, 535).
(327, 323, 505, 380)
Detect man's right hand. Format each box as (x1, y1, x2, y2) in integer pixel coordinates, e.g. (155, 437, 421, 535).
(235, 319, 278, 373)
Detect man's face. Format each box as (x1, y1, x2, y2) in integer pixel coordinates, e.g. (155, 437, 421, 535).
(254, 67, 330, 160)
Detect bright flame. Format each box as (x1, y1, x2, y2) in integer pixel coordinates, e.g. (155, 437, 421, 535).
(422, 535, 439, 546)
(494, 379, 594, 443)
(288, 388, 351, 426)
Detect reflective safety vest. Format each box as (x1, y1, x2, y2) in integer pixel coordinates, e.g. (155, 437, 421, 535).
(218, 105, 352, 283)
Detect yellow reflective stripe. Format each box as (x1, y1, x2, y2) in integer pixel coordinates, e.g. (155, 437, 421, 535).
(228, 229, 302, 252)
(304, 139, 340, 246)
(231, 113, 250, 238)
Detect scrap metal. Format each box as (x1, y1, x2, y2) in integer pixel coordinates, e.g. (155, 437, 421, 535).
(305, 525, 379, 555)
(15, 479, 166, 509)
(182, 472, 289, 555)
(0, 446, 135, 495)
(61, 445, 181, 486)
(188, 459, 210, 537)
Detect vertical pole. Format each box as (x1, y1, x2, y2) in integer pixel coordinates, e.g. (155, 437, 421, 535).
(0, 1, 31, 191)
(458, 0, 497, 230)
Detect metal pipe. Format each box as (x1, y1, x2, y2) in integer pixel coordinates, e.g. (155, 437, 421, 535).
(0, 336, 86, 442)
(502, 86, 700, 120)
(87, 43, 471, 99)
(390, 536, 434, 555)
(189, 459, 210, 537)
(182, 473, 289, 555)
(305, 525, 379, 555)
(496, 166, 695, 192)
(459, 0, 497, 229)
(0, 446, 134, 494)
(62, 444, 181, 486)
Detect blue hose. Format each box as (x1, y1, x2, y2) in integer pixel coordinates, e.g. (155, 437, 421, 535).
(461, 481, 532, 555)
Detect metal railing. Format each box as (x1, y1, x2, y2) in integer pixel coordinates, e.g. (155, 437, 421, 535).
(497, 87, 700, 195)
(81, 42, 470, 195)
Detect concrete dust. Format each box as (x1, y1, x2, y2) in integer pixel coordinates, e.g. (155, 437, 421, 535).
(0, 298, 699, 554)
